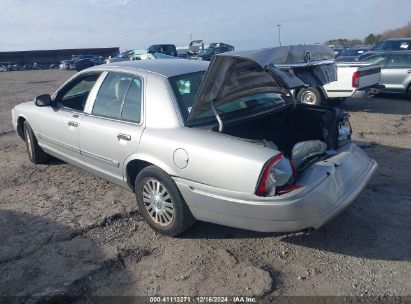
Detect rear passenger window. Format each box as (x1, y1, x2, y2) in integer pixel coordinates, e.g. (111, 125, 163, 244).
(121, 78, 142, 123)
(387, 54, 411, 67)
(92, 73, 133, 119)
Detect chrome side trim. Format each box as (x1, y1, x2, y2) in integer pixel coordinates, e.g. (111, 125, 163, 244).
(37, 134, 80, 152)
(80, 150, 120, 167)
(38, 133, 119, 167)
(82, 113, 143, 126)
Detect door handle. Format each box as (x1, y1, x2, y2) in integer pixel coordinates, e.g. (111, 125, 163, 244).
(117, 133, 131, 141)
(407, 70, 411, 73)
(68, 121, 78, 127)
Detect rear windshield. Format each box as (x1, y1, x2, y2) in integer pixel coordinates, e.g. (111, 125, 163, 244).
(193, 92, 285, 121)
(169, 72, 206, 120)
(169, 71, 285, 123)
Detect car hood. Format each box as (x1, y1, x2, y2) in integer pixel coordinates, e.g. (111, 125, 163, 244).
(187, 45, 337, 125)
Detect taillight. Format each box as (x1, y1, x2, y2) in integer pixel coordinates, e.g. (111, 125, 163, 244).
(352, 71, 359, 88)
(256, 154, 294, 197)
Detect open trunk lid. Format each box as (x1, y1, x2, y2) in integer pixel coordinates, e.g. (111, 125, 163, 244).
(187, 45, 337, 126)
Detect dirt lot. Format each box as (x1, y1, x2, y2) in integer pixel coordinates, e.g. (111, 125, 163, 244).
(0, 70, 410, 301)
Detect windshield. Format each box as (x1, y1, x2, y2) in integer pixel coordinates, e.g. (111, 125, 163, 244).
(169, 71, 286, 123)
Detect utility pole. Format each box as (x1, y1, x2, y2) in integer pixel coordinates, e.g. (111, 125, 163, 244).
(277, 24, 282, 46)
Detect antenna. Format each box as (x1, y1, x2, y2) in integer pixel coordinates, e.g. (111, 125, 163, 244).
(277, 24, 282, 46)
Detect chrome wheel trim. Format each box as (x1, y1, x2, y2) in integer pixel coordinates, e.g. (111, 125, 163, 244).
(25, 130, 33, 158)
(301, 90, 317, 105)
(142, 178, 175, 227)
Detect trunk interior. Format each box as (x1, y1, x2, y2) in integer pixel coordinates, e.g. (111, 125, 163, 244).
(218, 104, 340, 157)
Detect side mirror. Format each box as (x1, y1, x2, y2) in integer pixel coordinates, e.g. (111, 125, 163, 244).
(35, 94, 52, 107)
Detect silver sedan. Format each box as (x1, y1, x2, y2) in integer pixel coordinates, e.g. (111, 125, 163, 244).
(12, 46, 377, 236)
(360, 51, 411, 99)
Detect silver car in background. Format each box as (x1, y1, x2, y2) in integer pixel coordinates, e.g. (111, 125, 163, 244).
(12, 46, 377, 236)
(360, 51, 411, 99)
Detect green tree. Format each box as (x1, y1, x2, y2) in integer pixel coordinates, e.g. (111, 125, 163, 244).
(364, 34, 382, 45)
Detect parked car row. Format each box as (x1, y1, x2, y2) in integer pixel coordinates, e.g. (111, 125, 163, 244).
(335, 47, 370, 62)
(59, 54, 105, 71)
(108, 41, 235, 63)
(329, 38, 411, 61)
(0, 62, 59, 72)
(1, 39, 234, 73)
(321, 38, 411, 101)
(107, 49, 178, 63)
(1, 54, 105, 73)
(359, 38, 411, 61)
(4, 37, 410, 101)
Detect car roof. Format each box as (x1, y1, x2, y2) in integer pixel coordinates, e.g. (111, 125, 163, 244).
(371, 50, 411, 54)
(381, 38, 411, 41)
(149, 44, 176, 47)
(95, 59, 209, 77)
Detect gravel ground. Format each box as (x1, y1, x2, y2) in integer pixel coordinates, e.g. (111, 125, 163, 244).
(0, 70, 410, 302)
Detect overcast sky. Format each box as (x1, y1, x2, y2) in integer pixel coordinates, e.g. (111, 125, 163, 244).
(1, 0, 410, 51)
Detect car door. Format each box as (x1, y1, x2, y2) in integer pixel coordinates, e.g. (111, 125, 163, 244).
(79, 72, 144, 184)
(381, 53, 411, 92)
(36, 72, 102, 163)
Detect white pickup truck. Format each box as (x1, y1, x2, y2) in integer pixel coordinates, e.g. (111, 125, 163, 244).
(296, 62, 383, 105)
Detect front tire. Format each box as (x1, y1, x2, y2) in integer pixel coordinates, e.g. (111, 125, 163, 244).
(297, 87, 323, 105)
(23, 121, 49, 164)
(135, 166, 196, 236)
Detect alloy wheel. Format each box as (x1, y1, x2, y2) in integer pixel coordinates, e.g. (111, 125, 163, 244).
(142, 178, 175, 226)
(301, 90, 317, 105)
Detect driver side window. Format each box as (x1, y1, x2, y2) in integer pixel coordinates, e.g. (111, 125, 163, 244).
(57, 73, 100, 111)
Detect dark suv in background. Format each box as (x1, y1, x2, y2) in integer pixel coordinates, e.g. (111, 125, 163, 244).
(147, 44, 178, 57)
(196, 42, 234, 61)
(359, 38, 411, 60)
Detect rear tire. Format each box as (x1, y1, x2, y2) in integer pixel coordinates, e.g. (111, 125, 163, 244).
(297, 87, 323, 105)
(135, 165, 196, 236)
(23, 121, 49, 164)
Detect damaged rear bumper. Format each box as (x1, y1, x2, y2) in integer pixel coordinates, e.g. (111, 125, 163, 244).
(352, 84, 385, 98)
(175, 143, 377, 232)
